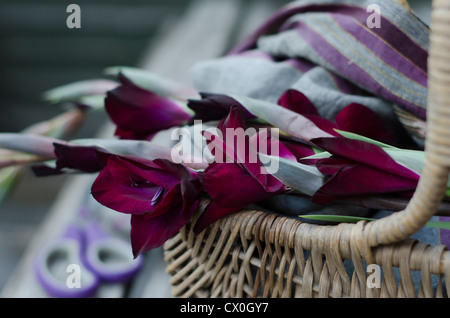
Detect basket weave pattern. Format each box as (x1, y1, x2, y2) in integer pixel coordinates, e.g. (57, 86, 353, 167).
(164, 201, 449, 298)
(164, 0, 450, 298)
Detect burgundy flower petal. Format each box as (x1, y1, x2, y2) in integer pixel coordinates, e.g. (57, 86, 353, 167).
(277, 89, 339, 136)
(250, 130, 297, 162)
(147, 175, 201, 219)
(130, 197, 199, 257)
(277, 89, 319, 116)
(32, 143, 106, 176)
(202, 129, 236, 164)
(202, 106, 256, 165)
(315, 157, 354, 176)
(312, 157, 418, 205)
(201, 162, 285, 209)
(217, 105, 248, 133)
(146, 185, 183, 218)
(281, 139, 316, 160)
(113, 127, 153, 141)
(193, 201, 240, 234)
(305, 114, 341, 137)
(152, 158, 198, 183)
(311, 137, 420, 180)
(54, 143, 105, 173)
(335, 103, 398, 145)
(107, 156, 181, 191)
(240, 129, 293, 193)
(180, 178, 203, 212)
(88, 153, 202, 257)
(219, 106, 262, 166)
(105, 74, 191, 139)
(187, 93, 254, 123)
(243, 160, 291, 193)
(91, 161, 161, 215)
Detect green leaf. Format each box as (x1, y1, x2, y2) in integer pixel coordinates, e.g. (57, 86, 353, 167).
(298, 214, 376, 223)
(43, 79, 118, 104)
(75, 95, 107, 110)
(0, 167, 23, 203)
(425, 222, 450, 230)
(298, 214, 450, 230)
(334, 130, 396, 149)
(258, 153, 325, 196)
(0, 133, 61, 159)
(302, 151, 331, 160)
(105, 66, 199, 101)
(72, 138, 172, 158)
(71, 138, 208, 171)
(384, 148, 425, 175)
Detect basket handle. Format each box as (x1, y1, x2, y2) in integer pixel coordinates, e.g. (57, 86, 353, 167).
(364, 0, 450, 247)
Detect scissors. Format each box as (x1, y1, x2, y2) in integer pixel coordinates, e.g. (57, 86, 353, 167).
(34, 197, 144, 298)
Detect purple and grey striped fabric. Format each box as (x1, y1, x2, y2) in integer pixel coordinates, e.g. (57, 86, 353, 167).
(190, 0, 429, 145)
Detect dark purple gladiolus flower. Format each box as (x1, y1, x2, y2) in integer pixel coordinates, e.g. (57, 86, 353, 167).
(278, 89, 398, 145)
(194, 107, 292, 233)
(105, 73, 192, 140)
(91, 155, 202, 257)
(278, 88, 319, 116)
(281, 138, 317, 162)
(308, 137, 419, 204)
(334, 103, 398, 145)
(53, 143, 106, 173)
(31, 143, 109, 176)
(187, 92, 255, 124)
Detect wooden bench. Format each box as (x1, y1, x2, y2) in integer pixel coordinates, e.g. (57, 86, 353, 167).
(1, 0, 282, 298)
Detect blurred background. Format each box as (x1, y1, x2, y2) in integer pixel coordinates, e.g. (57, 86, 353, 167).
(0, 0, 291, 294)
(0, 0, 432, 295)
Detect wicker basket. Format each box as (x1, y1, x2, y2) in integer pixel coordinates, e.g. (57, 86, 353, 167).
(163, 0, 450, 298)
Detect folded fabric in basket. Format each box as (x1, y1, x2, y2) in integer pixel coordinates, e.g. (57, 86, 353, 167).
(189, 0, 441, 295)
(190, 0, 429, 146)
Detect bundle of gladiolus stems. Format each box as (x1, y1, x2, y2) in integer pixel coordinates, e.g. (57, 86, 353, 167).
(1, 66, 449, 258)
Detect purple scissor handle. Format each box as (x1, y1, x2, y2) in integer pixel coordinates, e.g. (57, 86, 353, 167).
(34, 224, 100, 298)
(83, 221, 143, 282)
(34, 206, 144, 298)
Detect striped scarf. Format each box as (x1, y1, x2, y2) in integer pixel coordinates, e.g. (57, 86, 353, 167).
(190, 0, 429, 147)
